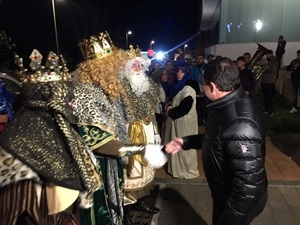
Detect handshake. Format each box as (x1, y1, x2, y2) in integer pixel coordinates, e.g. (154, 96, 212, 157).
(119, 143, 167, 169)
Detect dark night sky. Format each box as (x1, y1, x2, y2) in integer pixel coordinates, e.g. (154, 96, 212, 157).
(0, 0, 199, 68)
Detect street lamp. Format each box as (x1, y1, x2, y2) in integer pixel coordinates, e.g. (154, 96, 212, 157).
(184, 44, 188, 53)
(126, 30, 132, 48)
(150, 40, 155, 49)
(51, 0, 60, 58)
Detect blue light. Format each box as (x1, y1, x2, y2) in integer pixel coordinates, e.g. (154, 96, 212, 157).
(227, 23, 233, 33)
(155, 51, 165, 60)
(237, 23, 242, 30)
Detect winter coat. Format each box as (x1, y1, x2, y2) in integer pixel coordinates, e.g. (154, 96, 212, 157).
(182, 87, 268, 225)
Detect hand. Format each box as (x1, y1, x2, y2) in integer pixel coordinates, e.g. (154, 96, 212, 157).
(165, 137, 184, 155)
(166, 105, 172, 115)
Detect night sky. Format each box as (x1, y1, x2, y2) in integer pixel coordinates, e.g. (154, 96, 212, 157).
(0, 0, 199, 69)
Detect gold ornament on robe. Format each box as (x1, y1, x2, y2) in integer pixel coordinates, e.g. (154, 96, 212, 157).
(127, 120, 149, 175)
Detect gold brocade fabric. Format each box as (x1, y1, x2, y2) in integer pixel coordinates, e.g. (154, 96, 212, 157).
(72, 82, 130, 142)
(0, 82, 102, 192)
(121, 76, 158, 194)
(75, 125, 114, 151)
(123, 119, 155, 194)
(121, 77, 160, 122)
(128, 121, 148, 167)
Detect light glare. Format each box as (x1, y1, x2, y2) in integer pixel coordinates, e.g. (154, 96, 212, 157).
(255, 20, 263, 32)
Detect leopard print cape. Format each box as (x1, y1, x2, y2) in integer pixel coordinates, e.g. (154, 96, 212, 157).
(0, 81, 102, 193)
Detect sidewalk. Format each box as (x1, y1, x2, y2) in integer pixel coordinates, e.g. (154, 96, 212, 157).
(151, 180, 300, 225)
(151, 134, 300, 225)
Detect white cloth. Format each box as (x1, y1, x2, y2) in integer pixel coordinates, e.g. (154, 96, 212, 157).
(144, 144, 167, 169)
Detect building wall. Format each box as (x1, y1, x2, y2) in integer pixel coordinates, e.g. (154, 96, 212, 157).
(205, 41, 300, 67)
(219, 0, 300, 44)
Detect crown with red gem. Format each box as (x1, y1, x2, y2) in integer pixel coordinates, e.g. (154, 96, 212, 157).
(78, 31, 115, 60)
(20, 49, 71, 83)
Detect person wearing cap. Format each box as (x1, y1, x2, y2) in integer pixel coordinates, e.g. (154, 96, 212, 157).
(164, 59, 199, 179)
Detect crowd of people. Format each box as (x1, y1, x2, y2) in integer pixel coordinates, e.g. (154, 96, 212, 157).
(0, 30, 298, 225)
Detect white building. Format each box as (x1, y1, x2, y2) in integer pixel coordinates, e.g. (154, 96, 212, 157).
(199, 0, 300, 66)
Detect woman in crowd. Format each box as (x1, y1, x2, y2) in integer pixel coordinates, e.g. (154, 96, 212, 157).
(164, 60, 199, 179)
(153, 67, 171, 140)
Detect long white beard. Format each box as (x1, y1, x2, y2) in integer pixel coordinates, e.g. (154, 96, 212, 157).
(126, 72, 150, 97)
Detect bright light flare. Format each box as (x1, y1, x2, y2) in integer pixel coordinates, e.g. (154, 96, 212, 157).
(155, 51, 165, 60)
(254, 20, 263, 32)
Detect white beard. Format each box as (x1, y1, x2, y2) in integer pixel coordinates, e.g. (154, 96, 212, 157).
(126, 71, 150, 97)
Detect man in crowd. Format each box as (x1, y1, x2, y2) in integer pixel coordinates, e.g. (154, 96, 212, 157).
(236, 56, 256, 100)
(165, 57, 268, 225)
(286, 49, 300, 113)
(260, 49, 278, 116)
(276, 35, 286, 69)
(121, 55, 161, 218)
(191, 54, 207, 125)
(243, 52, 252, 67)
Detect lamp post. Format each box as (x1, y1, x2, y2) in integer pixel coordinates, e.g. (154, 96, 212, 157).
(184, 44, 188, 53)
(150, 40, 155, 49)
(126, 30, 132, 48)
(51, 0, 60, 57)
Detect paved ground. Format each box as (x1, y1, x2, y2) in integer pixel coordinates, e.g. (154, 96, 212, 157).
(271, 133, 300, 167)
(151, 179, 300, 225)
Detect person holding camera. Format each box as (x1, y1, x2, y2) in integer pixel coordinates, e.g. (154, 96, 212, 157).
(286, 49, 300, 113)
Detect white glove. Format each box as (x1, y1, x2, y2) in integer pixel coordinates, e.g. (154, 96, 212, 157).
(144, 144, 167, 169)
(154, 134, 161, 145)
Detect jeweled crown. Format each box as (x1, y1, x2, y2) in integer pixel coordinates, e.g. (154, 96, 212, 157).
(127, 44, 141, 59)
(78, 31, 115, 60)
(20, 49, 72, 83)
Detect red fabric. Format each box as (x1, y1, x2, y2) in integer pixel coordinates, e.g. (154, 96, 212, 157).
(0, 123, 7, 133)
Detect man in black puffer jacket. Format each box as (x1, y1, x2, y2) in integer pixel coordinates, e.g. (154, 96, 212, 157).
(165, 57, 268, 225)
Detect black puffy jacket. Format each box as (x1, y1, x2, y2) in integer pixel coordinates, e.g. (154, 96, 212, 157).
(183, 87, 268, 225)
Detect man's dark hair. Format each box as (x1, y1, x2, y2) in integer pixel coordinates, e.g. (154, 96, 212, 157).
(297, 49, 300, 54)
(203, 57, 240, 92)
(237, 56, 245, 62)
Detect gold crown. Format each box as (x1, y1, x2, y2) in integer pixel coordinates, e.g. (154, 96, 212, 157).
(21, 49, 71, 84)
(78, 31, 115, 60)
(14, 53, 27, 74)
(127, 44, 141, 58)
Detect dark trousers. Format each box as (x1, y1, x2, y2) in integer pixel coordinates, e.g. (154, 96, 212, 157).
(291, 82, 300, 108)
(261, 83, 275, 113)
(196, 96, 208, 125)
(212, 191, 267, 225)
